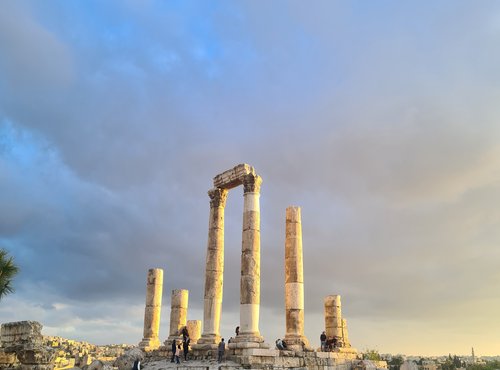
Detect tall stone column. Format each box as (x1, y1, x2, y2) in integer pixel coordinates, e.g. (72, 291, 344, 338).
(284, 206, 309, 350)
(197, 188, 228, 346)
(238, 174, 263, 341)
(139, 268, 163, 351)
(168, 289, 189, 339)
(324, 295, 342, 341)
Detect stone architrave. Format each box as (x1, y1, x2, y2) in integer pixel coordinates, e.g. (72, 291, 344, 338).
(139, 268, 163, 351)
(168, 289, 189, 339)
(324, 295, 342, 341)
(284, 206, 310, 350)
(186, 320, 201, 343)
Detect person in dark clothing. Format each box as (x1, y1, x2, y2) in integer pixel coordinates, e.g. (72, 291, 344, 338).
(183, 336, 190, 361)
(181, 326, 189, 341)
(320, 331, 327, 351)
(170, 339, 177, 362)
(175, 344, 181, 364)
(217, 338, 225, 363)
(235, 326, 240, 336)
(132, 359, 140, 370)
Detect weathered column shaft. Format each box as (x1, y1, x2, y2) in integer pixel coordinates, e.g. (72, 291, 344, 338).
(169, 289, 189, 337)
(239, 174, 262, 336)
(342, 318, 351, 347)
(200, 188, 227, 343)
(284, 206, 308, 346)
(186, 320, 202, 343)
(324, 295, 342, 339)
(140, 268, 163, 350)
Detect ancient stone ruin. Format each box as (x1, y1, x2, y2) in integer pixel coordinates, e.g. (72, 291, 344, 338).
(136, 164, 365, 369)
(138, 268, 163, 351)
(0, 321, 55, 370)
(0, 164, 381, 370)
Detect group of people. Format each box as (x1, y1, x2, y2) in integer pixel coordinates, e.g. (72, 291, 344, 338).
(320, 331, 341, 351)
(170, 327, 191, 364)
(162, 327, 341, 365)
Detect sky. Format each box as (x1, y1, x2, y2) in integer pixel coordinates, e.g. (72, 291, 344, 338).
(1, 0, 500, 357)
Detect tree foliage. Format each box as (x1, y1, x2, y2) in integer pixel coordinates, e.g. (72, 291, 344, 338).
(363, 350, 382, 361)
(467, 360, 500, 370)
(0, 249, 19, 301)
(388, 355, 404, 370)
(441, 355, 466, 370)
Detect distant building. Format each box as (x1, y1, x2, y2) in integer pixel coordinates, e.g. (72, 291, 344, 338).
(400, 360, 419, 370)
(421, 360, 438, 370)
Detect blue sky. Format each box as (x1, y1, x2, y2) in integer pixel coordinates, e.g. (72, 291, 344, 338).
(1, 0, 500, 356)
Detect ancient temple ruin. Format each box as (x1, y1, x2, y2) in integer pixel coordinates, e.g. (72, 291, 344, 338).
(0, 164, 383, 370)
(136, 164, 364, 369)
(193, 164, 268, 355)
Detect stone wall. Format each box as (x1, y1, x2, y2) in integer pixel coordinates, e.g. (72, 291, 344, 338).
(0, 321, 55, 370)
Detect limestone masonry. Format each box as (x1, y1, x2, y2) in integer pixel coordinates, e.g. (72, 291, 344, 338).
(284, 206, 310, 351)
(139, 268, 163, 351)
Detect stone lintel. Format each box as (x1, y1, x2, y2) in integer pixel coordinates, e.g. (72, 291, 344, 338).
(213, 164, 256, 189)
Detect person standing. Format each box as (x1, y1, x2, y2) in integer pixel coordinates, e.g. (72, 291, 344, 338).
(170, 339, 177, 362)
(320, 331, 327, 351)
(175, 344, 182, 364)
(183, 335, 190, 361)
(132, 359, 141, 370)
(217, 338, 225, 363)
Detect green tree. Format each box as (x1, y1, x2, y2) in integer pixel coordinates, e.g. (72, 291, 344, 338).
(388, 356, 404, 370)
(0, 249, 19, 301)
(363, 350, 381, 361)
(467, 360, 500, 370)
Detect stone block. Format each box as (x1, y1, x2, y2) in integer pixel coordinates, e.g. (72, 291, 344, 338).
(213, 164, 255, 189)
(240, 275, 260, 304)
(0, 348, 18, 366)
(240, 251, 259, 277)
(186, 320, 201, 343)
(16, 346, 56, 365)
(242, 211, 260, 231)
(241, 229, 260, 252)
(1, 322, 43, 352)
(243, 348, 278, 357)
(285, 260, 303, 283)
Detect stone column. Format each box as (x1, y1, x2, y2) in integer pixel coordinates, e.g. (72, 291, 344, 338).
(197, 188, 228, 346)
(139, 268, 163, 350)
(324, 295, 342, 341)
(284, 206, 309, 350)
(186, 320, 202, 343)
(168, 289, 189, 339)
(342, 318, 351, 347)
(238, 174, 263, 341)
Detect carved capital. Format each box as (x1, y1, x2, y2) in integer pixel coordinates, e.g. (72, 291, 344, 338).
(208, 188, 228, 208)
(243, 174, 262, 194)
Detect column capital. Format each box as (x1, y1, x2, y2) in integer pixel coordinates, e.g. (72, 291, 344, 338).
(243, 174, 262, 194)
(208, 188, 228, 208)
